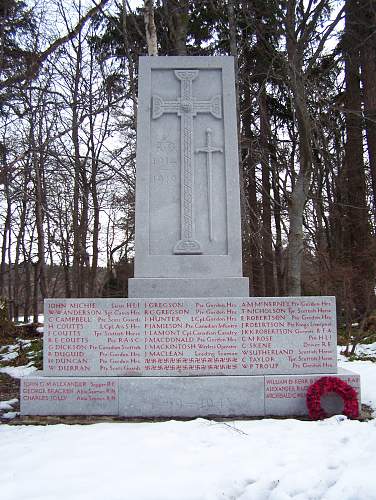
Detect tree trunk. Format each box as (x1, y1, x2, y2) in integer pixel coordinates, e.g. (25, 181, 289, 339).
(271, 142, 284, 296)
(144, 0, 158, 56)
(360, 0, 376, 226)
(32, 262, 39, 323)
(71, 35, 88, 298)
(243, 69, 264, 295)
(13, 159, 30, 321)
(343, 0, 373, 316)
(287, 177, 305, 295)
(0, 143, 11, 298)
(164, 0, 188, 55)
(260, 84, 275, 296)
(122, 0, 138, 120)
(33, 136, 48, 299)
(228, 0, 250, 289)
(285, 0, 313, 296)
(23, 256, 31, 323)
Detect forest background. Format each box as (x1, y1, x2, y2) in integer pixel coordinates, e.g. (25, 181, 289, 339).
(1, 0, 376, 353)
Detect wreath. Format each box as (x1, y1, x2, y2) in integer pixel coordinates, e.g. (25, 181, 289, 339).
(306, 376, 359, 420)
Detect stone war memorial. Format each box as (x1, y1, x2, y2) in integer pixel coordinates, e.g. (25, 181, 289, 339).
(21, 57, 361, 418)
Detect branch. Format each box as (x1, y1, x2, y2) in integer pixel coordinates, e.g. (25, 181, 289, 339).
(306, 6, 345, 75)
(3, 95, 126, 173)
(0, 0, 111, 90)
(124, 0, 146, 40)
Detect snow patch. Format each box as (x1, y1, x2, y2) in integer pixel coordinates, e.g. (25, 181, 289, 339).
(1, 411, 19, 419)
(0, 364, 38, 378)
(0, 351, 19, 361)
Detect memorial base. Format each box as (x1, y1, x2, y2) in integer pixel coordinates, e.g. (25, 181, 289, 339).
(128, 277, 249, 297)
(20, 368, 360, 418)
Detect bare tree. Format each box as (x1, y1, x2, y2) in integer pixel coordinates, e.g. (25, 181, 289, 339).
(283, 0, 345, 295)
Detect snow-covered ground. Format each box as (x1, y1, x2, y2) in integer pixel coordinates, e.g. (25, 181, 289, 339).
(0, 347, 375, 500)
(337, 343, 376, 412)
(1, 414, 376, 500)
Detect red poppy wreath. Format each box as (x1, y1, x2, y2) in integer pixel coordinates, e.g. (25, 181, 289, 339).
(306, 376, 359, 420)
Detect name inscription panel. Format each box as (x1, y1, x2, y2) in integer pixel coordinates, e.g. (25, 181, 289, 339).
(264, 371, 360, 416)
(20, 377, 118, 415)
(44, 297, 337, 377)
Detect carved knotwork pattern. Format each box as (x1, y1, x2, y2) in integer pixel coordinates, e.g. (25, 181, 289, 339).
(183, 116, 193, 240)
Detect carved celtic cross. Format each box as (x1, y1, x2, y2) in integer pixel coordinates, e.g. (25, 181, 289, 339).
(152, 69, 222, 254)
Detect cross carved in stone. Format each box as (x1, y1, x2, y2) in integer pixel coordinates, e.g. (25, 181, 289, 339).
(152, 69, 222, 254)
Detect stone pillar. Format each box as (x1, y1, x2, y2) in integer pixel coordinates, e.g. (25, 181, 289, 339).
(128, 57, 249, 298)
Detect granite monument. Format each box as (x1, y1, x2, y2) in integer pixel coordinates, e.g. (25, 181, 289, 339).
(20, 56, 360, 418)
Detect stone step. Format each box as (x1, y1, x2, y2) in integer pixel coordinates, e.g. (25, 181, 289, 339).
(20, 368, 360, 418)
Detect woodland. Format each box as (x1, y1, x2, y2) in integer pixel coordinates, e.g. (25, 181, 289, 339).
(1, 0, 376, 348)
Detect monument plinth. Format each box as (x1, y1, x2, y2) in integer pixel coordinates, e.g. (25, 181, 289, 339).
(20, 57, 360, 418)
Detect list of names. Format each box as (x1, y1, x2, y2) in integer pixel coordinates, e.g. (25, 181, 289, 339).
(44, 297, 337, 377)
